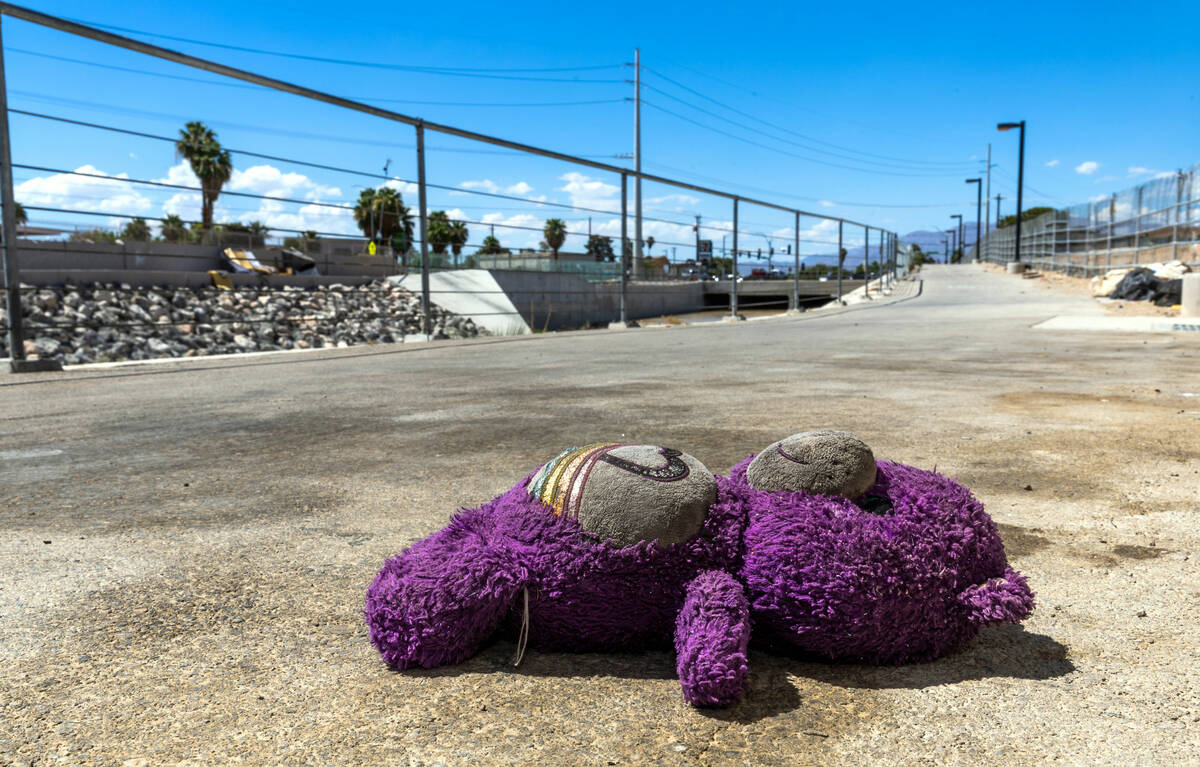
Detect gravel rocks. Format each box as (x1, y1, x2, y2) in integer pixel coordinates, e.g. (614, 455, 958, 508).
(0, 281, 483, 364)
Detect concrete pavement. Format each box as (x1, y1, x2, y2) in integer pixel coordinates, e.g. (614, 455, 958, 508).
(1, 264, 1198, 765)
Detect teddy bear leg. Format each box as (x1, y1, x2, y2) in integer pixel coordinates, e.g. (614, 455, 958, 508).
(365, 512, 526, 670)
(674, 569, 752, 707)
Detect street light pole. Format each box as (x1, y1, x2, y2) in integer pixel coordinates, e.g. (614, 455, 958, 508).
(997, 120, 1026, 263)
(965, 178, 982, 261)
(950, 214, 963, 263)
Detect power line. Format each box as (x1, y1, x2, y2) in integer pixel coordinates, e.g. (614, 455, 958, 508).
(639, 81, 975, 175)
(8, 109, 709, 232)
(641, 65, 980, 168)
(642, 160, 976, 209)
(642, 101, 979, 179)
(7, 48, 627, 108)
(64, 16, 624, 81)
(650, 57, 951, 145)
(10, 91, 617, 158)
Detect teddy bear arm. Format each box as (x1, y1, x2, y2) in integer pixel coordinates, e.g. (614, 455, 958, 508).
(673, 569, 752, 707)
(365, 518, 526, 670)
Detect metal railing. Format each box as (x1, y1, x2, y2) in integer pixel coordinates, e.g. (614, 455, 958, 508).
(0, 2, 900, 370)
(974, 163, 1200, 274)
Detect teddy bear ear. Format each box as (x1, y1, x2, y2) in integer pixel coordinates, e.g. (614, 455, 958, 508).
(957, 567, 1036, 626)
(528, 443, 716, 547)
(745, 430, 877, 498)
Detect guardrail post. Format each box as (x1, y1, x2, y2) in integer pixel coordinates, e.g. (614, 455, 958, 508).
(620, 172, 628, 326)
(415, 121, 431, 338)
(836, 220, 843, 303)
(792, 212, 800, 311)
(730, 198, 739, 318)
(1133, 185, 1142, 265)
(863, 226, 870, 299)
(0, 15, 27, 368)
(1174, 170, 1184, 262)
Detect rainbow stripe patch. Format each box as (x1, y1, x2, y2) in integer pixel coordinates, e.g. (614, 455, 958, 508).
(528, 443, 622, 519)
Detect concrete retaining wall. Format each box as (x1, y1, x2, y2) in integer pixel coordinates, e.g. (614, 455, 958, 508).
(487, 270, 704, 330)
(10, 240, 396, 279)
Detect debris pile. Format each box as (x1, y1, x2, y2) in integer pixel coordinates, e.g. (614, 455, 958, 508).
(0, 281, 483, 365)
(1090, 260, 1192, 303)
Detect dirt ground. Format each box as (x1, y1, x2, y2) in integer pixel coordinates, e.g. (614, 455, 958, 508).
(1, 264, 1198, 766)
(979, 261, 1182, 317)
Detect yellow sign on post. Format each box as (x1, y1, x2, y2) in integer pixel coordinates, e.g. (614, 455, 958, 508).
(368, 241, 377, 256)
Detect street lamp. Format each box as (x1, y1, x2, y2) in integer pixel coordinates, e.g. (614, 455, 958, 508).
(965, 178, 981, 261)
(950, 214, 963, 263)
(997, 121, 1025, 263)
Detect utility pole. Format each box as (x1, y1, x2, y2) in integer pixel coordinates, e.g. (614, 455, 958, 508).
(995, 194, 1002, 228)
(633, 48, 643, 281)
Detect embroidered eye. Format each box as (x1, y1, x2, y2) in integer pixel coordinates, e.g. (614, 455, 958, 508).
(746, 430, 876, 498)
(529, 444, 715, 546)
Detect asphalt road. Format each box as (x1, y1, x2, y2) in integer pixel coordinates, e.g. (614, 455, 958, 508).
(2, 265, 1198, 766)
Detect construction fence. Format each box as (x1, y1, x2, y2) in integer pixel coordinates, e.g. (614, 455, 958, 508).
(0, 4, 901, 371)
(975, 163, 1200, 274)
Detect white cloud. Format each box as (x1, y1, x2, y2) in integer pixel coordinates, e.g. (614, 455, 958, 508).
(16, 165, 155, 230)
(819, 200, 836, 207)
(1044, 159, 1060, 167)
(645, 193, 700, 211)
(381, 178, 418, 196)
(459, 179, 499, 195)
(505, 182, 534, 195)
(228, 164, 341, 201)
(1089, 194, 1110, 203)
(557, 172, 619, 212)
(1075, 161, 1100, 175)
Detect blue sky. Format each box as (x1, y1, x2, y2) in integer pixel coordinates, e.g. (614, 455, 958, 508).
(4, 0, 1197, 264)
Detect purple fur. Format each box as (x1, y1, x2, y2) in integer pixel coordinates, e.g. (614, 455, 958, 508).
(365, 457, 1035, 707)
(366, 473, 750, 665)
(675, 570, 751, 707)
(732, 456, 1035, 663)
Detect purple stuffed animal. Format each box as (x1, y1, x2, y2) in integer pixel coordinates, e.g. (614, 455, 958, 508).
(365, 435, 1034, 707)
(730, 430, 1035, 664)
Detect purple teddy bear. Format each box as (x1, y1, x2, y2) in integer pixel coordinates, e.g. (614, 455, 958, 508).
(365, 432, 1034, 707)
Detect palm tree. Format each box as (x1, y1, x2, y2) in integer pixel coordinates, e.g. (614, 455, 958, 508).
(478, 235, 508, 255)
(355, 186, 414, 266)
(121, 217, 152, 242)
(14, 201, 27, 227)
(426, 211, 452, 255)
(646, 236, 655, 255)
(448, 220, 469, 266)
(353, 188, 379, 239)
(161, 213, 189, 243)
(175, 121, 232, 243)
(543, 218, 567, 261)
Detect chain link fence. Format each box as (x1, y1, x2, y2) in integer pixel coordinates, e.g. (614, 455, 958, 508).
(975, 163, 1199, 274)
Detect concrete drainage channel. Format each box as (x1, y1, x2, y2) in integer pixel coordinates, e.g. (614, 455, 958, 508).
(2, 269, 916, 372)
